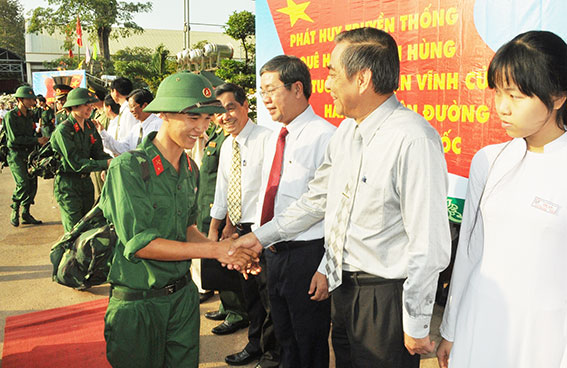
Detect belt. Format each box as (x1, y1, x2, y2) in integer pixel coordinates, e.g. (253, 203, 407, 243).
(58, 171, 90, 179)
(235, 222, 253, 235)
(110, 275, 190, 301)
(268, 238, 324, 253)
(341, 271, 405, 287)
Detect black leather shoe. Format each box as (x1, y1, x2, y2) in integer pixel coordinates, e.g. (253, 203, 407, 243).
(225, 348, 261, 366)
(21, 213, 42, 225)
(212, 319, 249, 335)
(205, 310, 227, 321)
(199, 290, 214, 303)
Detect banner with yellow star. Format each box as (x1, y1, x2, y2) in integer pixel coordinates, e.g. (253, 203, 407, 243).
(256, 0, 567, 222)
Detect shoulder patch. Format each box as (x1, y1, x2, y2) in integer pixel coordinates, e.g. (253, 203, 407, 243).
(152, 155, 164, 176)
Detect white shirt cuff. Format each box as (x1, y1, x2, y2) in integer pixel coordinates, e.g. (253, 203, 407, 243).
(402, 307, 432, 339)
(254, 221, 281, 247)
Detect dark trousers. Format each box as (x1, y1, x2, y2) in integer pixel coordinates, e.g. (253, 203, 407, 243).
(265, 238, 330, 368)
(331, 272, 420, 368)
(237, 224, 280, 366)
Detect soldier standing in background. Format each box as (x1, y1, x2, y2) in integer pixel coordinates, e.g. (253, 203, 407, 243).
(4, 85, 48, 227)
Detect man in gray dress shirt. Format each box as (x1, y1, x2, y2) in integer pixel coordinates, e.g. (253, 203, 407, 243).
(231, 27, 451, 368)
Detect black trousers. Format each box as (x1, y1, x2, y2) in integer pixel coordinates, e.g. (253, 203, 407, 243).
(331, 272, 420, 368)
(265, 238, 331, 368)
(236, 224, 280, 366)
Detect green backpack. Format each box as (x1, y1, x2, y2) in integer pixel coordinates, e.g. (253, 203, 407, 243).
(28, 141, 60, 179)
(49, 150, 151, 290)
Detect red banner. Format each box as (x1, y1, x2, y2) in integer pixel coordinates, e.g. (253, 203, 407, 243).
(265, 0, 509, 178)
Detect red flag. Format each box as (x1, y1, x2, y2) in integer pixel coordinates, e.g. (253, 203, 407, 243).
(76, 16, 83, 47)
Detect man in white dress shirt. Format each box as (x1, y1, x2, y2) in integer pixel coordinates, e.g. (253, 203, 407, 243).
(257, 55, 335, 368)
(96, 89, 162, 156)
(109, 77, 138, 141)
(233, 27, 451, 368)
(210, 83, 280, 368)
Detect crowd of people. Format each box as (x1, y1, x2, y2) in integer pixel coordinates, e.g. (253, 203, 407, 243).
(1, 26, 566, 368)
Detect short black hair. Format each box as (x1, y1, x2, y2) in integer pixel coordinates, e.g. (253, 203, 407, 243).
(104, 94, 120, 115)
(488, 30, 567, 130)
(260, 55, 312, 100)
(37, 96, 46, 103)
(335, 27, 399, 94)
(127, 89, 154, 106)
(215, 83, 247, 106)
(94, 89, 107, 101)
(110, 77, 133, 97)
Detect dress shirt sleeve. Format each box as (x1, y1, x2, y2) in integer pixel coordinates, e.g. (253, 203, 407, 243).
(91, 129, 112, 161)
(254, 137, 332, 246)
(100, 128, 133, 155)
(51, 124, 108, 173)
(210, 141, 229, 220)
(100, 154, 160, 263)
(440, 150, 487, 341)
(398, 136, 451, 338)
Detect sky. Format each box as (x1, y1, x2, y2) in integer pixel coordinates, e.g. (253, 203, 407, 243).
(18, 0, 256, 32)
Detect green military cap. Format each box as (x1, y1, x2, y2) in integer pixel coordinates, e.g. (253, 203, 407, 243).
(63, 88, 99, 108)
(144, 72, 225, 114)
(14, 85, 36, 99)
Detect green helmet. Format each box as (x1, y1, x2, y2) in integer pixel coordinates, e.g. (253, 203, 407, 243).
(144, 72, 225, 114)
(14, 85, 36, 99)
(63, 88, 98, 108)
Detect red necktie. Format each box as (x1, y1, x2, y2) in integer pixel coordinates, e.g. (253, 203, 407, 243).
(260, 127, 289, 225)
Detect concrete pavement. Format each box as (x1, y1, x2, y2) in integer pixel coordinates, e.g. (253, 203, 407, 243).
(0, 168, 442, 367)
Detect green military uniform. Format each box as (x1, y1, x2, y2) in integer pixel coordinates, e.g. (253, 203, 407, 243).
(50, 89, 110, 232)
(40, 106, 55, 137)
(101, 131, 200, 367)
(197, 124, 248, 325)
(4, 103, 40, 224)
(100, 72, 226, 368)
(55, 109, 69, 126)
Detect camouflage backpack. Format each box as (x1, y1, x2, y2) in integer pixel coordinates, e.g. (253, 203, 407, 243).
(49, 150, 151, 290)
(28, 141, 60, 179)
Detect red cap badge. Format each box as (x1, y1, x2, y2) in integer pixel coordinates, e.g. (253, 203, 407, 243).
(202, 87, 212, 98)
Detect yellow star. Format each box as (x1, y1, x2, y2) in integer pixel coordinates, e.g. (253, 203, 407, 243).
(277, 0, 314, 27)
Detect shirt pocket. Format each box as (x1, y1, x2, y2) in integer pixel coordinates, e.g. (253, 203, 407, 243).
(353, 179, 384, 231)
(151, 195, 173, 223)
(278, 162, 312, 200)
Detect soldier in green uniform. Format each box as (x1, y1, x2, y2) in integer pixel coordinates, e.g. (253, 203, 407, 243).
(4, 85, 48, 226)
(50, 88, 112, 232)
(200, 117, 250, 334)
(37, 95, 55, 137)
(99, 72, 259, 368)
(53, 84, 72, 126)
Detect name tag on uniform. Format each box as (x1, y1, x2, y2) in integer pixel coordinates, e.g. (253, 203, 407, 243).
(531, 196, 560, 215)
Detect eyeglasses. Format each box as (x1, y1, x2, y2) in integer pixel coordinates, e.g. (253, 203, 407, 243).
(259, 83, 290, 98)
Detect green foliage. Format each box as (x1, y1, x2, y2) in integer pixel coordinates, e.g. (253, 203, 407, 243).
(28, 0, 152, 61)
(215, 59, 257, 121)
(42, 55, 80, 70)
(0, 0, 25, 57)
(224, 10, 255, 65)
(113, 44, 176, 94)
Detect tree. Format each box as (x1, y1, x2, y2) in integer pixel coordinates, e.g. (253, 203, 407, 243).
(28, 0, 152, 62)
(113, 44, 176, 93)
(0, 0, 25, 57)
(224, 10, 255, 65)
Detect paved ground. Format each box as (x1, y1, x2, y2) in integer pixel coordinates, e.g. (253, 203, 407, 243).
(0, 168, 442, 367)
